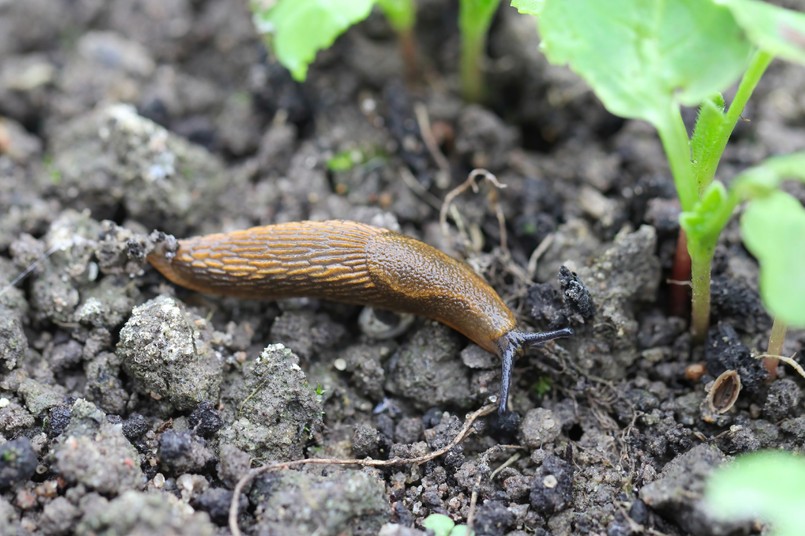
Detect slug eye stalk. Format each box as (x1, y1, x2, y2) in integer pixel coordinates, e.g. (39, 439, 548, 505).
(497, 327, 574, 414)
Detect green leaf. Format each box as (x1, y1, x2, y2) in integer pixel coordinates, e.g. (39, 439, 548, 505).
(733, 152, 805, 199)
(377, 0, 415, 32)
(510, 0, 543, 16)
(741, 191, 805, 327)
(535, 0, 752, 125)
(252, 0, 376, 81)
(680, 181, 731, 243)
(691, 94, 727, 190)
(707, 451, 805, 536)
(422, 514, 456, 536)
(717, 0, 805, 65)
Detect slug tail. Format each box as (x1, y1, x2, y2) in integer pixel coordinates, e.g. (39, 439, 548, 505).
(497, 327, 573, 414)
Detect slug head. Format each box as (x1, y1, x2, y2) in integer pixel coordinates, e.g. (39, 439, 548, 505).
(496, 327, 573, 414)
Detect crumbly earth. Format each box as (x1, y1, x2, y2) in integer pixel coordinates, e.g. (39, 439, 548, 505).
(1, 1, 804, 535)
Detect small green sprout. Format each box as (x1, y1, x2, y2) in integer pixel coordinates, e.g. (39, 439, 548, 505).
(513, 0, 805, 339)
(532, 376, 552, 397)
(706, 451, 805, 536)
(422, 513, 475, 536)
(459, 0, 500, 102)
(327, 150, 363, 172)
(43, 154, 62, 184)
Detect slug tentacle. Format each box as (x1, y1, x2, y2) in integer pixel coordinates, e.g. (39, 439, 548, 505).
(496, 327, 574, 414)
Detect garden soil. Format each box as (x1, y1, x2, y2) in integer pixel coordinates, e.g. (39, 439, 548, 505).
(1, 1, 804, 535)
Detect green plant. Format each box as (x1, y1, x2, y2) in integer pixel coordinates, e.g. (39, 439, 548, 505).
(377, 0, 418, 78)
(422, 513, 475, 536)
(513, 0, 805, 340)
(251, 0, 379, 81)
(250, 0, 500, 99)
(706, 450, 805, 536)
(532, 376, 552, 397)
(459, 0, 500, 102)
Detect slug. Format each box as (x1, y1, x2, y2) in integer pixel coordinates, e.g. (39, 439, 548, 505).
(147, 220, 572, 413)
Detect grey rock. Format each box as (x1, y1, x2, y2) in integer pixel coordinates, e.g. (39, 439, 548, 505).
(254, 469, 388, 536)
(75, 490, 215, 536)
(0, 437, 37, 490)
(639, 444, 749, 535)
(218, 344, 322, 460)
(158, 430, 215, 475)
(40, 496, 80, 536)
(0, 310, 26, 371)
(54, 399, 143, 495)
(0, 399, 35, 436)
(84, 352, 129, 415)
(530, 455, 573, 515)
(576, 225, 661, 378)
(0, 497, 19, 535)
(763, 378, 801, 422)
(17, 378, 65, 415)
(50, 104, 230, 233)
(118, 296, 223, 412)
(520, 408, 562, 448)
(385, 323, 473, 409)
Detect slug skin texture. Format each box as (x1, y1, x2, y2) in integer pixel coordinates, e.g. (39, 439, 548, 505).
(148, 220, 572, 413)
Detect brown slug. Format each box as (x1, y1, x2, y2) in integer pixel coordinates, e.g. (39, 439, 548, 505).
(147, 220, 572, 413)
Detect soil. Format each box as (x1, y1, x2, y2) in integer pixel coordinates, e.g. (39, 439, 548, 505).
(1, 1, 804, 535)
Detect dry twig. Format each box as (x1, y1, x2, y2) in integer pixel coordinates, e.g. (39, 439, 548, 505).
(756, 352, 805, 380)
(439, 168, 508, 255)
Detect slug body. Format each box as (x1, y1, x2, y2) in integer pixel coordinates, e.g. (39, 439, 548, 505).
(147, 220, 572, 412)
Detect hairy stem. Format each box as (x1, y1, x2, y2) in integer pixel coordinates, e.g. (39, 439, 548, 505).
(690, 248, 713, 342)
(724, 50, 773, 140)
(764, 317, 787, 380)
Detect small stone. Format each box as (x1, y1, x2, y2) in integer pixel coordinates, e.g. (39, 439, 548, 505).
(158, 430, 215, 475)
(118, 296, 223, 411)
(0, 438, 37, 490)
(520, 408, 562, 448)
(529, 455, 573, 515)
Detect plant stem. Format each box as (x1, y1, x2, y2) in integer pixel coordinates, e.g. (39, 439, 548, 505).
(655, 105, 710, 337)
(689, 245, 713, 341)
(398, 27, 418, 82)
(670, 231, 691, 318)
(696, 51, 773, 193)
(460, 29, 485, 102)
(377, 0, 418, 80)
(660, 52, 773, 342)
(764, 317, 787, 379)
(724, 50, 773, 139)
(459, 0, 499, 102)
(655, 104, 697, 211)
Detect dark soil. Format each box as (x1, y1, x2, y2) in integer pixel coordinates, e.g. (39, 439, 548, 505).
(1, 1, 804, 535)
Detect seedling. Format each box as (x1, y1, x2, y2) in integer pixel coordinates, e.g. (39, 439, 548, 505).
(377, 0, 418, 79)
(459, 0, 500, 102)
(513, 0, 805, 340)
(706, 451, 805, 536)
(250, 0, 500, 100)
(423, 513, 475, 536)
